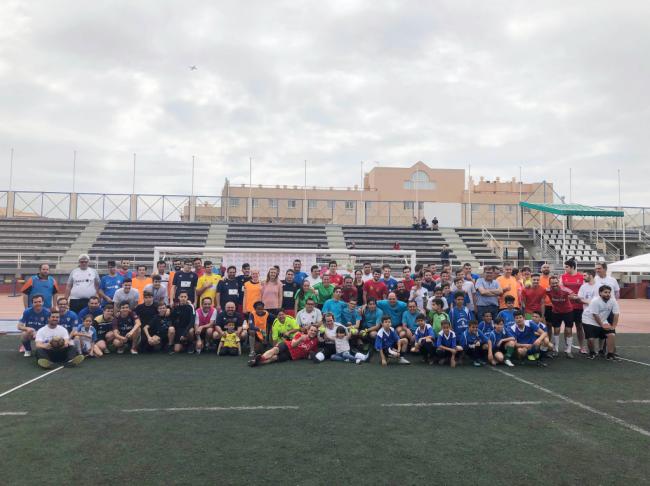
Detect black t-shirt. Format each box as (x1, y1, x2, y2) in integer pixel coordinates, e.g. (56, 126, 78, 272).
(171, 304, 194, 329)
(422, 281, 437, 293)
(113, 312, 137, 334)
(216, 311, 243, 329)
(395, 289, 410, 303)
(147, 315, 171, 337)
(281, 280, 299, 309)
(217, 278, 241, 308)
(172, 271, 198, 301)
(236, 274, 251, 294)
(135, 303, 157, 327)
(93, 315, 113, 339)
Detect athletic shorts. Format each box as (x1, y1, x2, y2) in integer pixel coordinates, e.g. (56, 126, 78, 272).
(544, 307, 553, 325)
(552, 312, 574, 329)
(572, 309, 583, 326)
(276, 342, 293, 362)
(174, 326, 192, 344)
(584, 325, 615, 340)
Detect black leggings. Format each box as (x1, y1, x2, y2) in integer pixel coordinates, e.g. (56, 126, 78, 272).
(419, 341, 436, 357)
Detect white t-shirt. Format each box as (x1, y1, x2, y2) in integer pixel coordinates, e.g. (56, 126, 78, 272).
(462, 280, 476, 310)
(35, 325, 70, 344)
(361, 273, 374, 283)
(334, 335, 351, 354)
(296, 307, 322, 327)
(67, 268, 100, 299)
(581, 297, 620, 327)
(305, 275, 322, 287)
(594, 275, 620, 295)
(322, 323, 343, 342)
(409, 287, 429, 311)
(578, 282, 598, 310)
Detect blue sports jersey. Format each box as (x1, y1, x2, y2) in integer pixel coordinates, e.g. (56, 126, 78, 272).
(509, 321, 540, 345)
(340, 305, 361, 327)
(528, 320, 547, 333)
(293, 271, 308, 286)
(401, 311, 420, 332)
(322, 299, 346, 323)
(487, 328, 513, 348)
(100, 274, 125, 301)
(478, 320, 495, 335)
(414, 323, 434, 343)
(22, 275, 58, 308)
(376, 300, 407, 328)
(374, 327, 399, 351)
(78, 307, 103, 321)
(20, 307, 51, 330)
(436, 330, 457, 349)
(59, 310, 80, 334)
(361, 307, 383, 329)
(380, 277, 398, 292)
(448, 306, 473, 336)
(459, 329, 487, 349)
(496, 309, 516, 325)
(75, 323, 97, 342)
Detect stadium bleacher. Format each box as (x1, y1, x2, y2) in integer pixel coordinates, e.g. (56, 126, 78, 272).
(454, 228, 506, 267)
(225, 223, 329, 249)
(539, 228, 600, 264)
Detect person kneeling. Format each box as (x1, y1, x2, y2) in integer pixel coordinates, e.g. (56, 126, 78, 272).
(486, 318, 515, 367)
(375, 316, 410, 366)
(35, 310, 84, 369)
(435, 320, 458, 367)
(249, 324, 320, 366)
(460, 320, 489, 367)
(411, 314, 435, 364)
(217, 321, 241, 356)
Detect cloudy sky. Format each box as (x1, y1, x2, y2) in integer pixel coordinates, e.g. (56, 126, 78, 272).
(1, 0, 648, 206)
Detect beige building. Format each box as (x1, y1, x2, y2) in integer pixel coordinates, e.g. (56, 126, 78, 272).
(183, 161, 553, 227)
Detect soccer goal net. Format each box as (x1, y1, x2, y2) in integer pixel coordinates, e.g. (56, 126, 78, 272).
(153, 247, 417, 276)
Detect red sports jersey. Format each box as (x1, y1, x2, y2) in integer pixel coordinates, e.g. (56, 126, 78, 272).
(401, 278, 415, 292)
(328, 273, 343, 286)
(522, 286, 546, 313)
(546, 287, 574, 314)
(561, 273, 584, 310)
(363, 280, 388, 301)
(286, 332, 318, 360)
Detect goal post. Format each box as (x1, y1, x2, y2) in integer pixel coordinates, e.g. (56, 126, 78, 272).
(153, 247, 417, 276)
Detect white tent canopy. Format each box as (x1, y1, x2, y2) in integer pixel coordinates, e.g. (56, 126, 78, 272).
(608, 253, 650, 274)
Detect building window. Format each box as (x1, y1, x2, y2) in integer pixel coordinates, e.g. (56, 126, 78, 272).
(252, 198, 260, 208)
(345, 201, 355, 211)
(403, 170, 436, 190)
(269, 199, 278, 209)
(404, 201, 414, 210)
(229, 198, 240, 208)
(506, 205, 514, 213)
(288, 200, 297, 209)
(308, 200, 317, 209)
(471, 204, 479, 212)
(327, 200, 335, 210)
(419, 202, 424, 210)
(489, 204, 496, 213)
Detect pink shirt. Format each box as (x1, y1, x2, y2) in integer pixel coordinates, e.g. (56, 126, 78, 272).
(261, 280, 281, 309)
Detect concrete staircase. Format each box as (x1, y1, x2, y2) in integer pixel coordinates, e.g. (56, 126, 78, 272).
(59, 220, 107, 271)
(325, 225, 345, 249)
(439, 227, 480, 269)
(206, 223, 228, 247)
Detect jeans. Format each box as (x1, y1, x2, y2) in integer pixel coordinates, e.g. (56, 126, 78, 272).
(330, 351, 356, 362)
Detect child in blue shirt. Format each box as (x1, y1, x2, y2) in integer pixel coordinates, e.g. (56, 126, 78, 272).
(496, 295, 517, 325)
(459, 320, 488, 367)
(478, 311, 495, 335)
(374, 316, 410, 366)
(487, 318, 516, 367)
(435, 320, 458, 368)
(448, 293, 474, 336)
(412, 314, 435, 363)
(73, 314, 98, 357)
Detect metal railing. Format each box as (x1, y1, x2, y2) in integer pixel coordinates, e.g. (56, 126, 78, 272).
(481, 227, 504, 260)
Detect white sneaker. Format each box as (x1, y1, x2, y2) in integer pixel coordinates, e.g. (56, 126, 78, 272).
(355, 358, 362, 365)
(130, 349, 138, 355)
(504, 359, 514, 367)
(398, 356, 411, 365)
(23, 351, 31, 357)
(388, 349, 400, 358)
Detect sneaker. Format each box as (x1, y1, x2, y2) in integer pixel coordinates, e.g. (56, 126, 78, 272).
(579, 347, 589, 355)
(116, 347, 125, 354)
(37, 358, 54, 369)
(187, 348, 195, 354)
(504, 359, 514, 367)
(473, 360, 482, 367)
(550, 351, 559, 358)
(398, 356, 411, 365)
(355, 358, 363, 365)
(168, 349, 176, 355)
(527, 354, 536, 361)
(536, 360, 548, 368)
(565, 352, 574, 359)
(587, 352, 597, 360)
(130, 349, 138, 355)
(103, 348, 110, 354)
(19, 344, 25, 353)
(388, 349, 400, 358)
(247, 357, 258, 367)
(196, 348, 202, 355)
(606, 353, 621, 362)
(23, 350, 32, 358)
(66, 354, 85, 367)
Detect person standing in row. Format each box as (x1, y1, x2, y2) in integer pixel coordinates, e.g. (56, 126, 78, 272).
(65, 254, 100, 314)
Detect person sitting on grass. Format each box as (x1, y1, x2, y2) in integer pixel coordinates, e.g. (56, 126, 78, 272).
(248, 324, 320, 366)
(17, 294, 50, 358)
(486, 318, 515, 367)
(357, 299, 383, 350)
(296, 298, 322, 329)
(478, 311, 495, 335)
(169, 290, 195, 355)
(142, 302, 172, 352)
(411, 314, 435, 364)
(340, 298, 361, 332)
(217, 321, 241, 356)
(496, 295, 517, 326)
(375, 316, 410, 366)
(35, 309, 84, 369)
(331, 326, 368, 364)
(459, 320, 489, 367)
(527, 310, 554, 359)
(435, 320, 458, 368)
(427, 298, 448, 334)
(581, 284, 620, 361)
(509, 311, 548, 367)
(93, 303, 115, 355)
(246, 301, 274, 355)
(112, 302, 142, 355)
(271, 310, 300, 346)
(73, 314, 99, 358)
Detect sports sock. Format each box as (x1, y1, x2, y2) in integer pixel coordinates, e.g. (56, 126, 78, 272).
(23, 339, 32, 351)
(565, 337, 573, 353)
(552, 335, 560, 352)
(248, 333, 256, 356)
(505, 346, 514, 358)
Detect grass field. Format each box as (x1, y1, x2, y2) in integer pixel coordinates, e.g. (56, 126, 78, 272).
(1, 334, 650, 485)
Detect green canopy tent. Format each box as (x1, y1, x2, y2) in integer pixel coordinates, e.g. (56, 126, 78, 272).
(518, 202, 626, 260)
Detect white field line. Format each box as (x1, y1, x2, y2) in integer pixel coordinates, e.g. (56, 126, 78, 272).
(122, 405, 299, 413)
(381, 401, 549, 408)
(0, 367, 63, 399)
(0, 411, 28, 416)
(618, 357, 650, 367)
(493, 368, 650, 438)
(617, 346, 650, 348)
(617, 400, 650, 404)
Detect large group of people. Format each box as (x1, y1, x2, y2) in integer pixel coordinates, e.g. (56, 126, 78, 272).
(18, 252, 622, 370)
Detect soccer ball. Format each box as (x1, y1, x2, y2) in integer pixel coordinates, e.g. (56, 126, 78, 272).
(50, 336, 65, 349)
